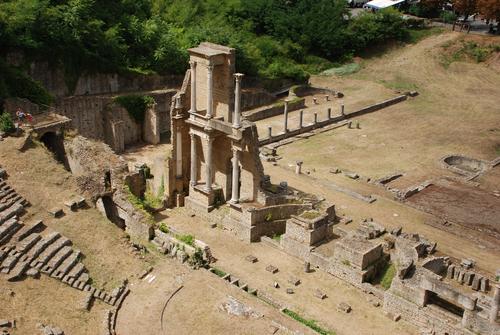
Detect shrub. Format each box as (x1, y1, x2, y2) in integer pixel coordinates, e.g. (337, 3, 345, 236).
(159, 223, 169, 234)
(441, 11, 457, 24)
(114, 95, 155, 123)
(0, 112, 14, 133)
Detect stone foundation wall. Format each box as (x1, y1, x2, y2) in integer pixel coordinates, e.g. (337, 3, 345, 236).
(22, 59, 183, 97)
(243, 98, 306, 122)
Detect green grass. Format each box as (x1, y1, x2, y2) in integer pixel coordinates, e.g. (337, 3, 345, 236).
(406, 27, 443, 44)
(373, 262, 396, 290)
(114, 94, 155, 123)
(342, 259, 351, 266)
(300, 210, 322, 220)
(212, 267, 227, 278)
(441, 40, 500, 68)
(321, 62, 361, 76)
(282, 309, 335, 335)
(272, 233, 282, 242)
(176, 234, 195, 247)
(158, 223, 169, 234)
(378, 76, 419, 91)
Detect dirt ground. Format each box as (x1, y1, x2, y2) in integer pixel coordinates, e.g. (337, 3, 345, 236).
(254, 31, 500, 275)
(158, 207, 417, 335)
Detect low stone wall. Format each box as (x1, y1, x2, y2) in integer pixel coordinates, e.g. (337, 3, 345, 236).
(243, 98, 306, 122)
(259, 95, 408, 146)
(241, 88, 276, 111)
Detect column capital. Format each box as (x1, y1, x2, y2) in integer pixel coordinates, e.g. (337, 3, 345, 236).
(207, 63, 214, 72)
(189, 60, 197, 68)
(234, 73, 244, 82)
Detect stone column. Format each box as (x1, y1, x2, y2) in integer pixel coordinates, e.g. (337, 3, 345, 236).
(327, 108, 331, 119)
(490, 285, 500, 324)
(314, 113, 318, 124)
(299, 110, 303, 128)
(268, 126, 272, 138)
(340, 104, 345, 116)
(283, 100, 289, 133)
(190, 133, 197, 186)
(233, 73, 243, 128)
(175, 126, 182, 178)
(204, 136, 213, 192)
(230, 147, 240, 203)
(189, 61, 197, 117)
(295, 161, 303, 174)
(206, 64, 214, 118)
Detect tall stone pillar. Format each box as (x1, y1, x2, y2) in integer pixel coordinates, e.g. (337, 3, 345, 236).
(230, 147, 240, 203)
(233, 73, 243, 128)
(299, 110, 303, 128)
(283, 100, 289, 133)
(491, 285, 500, 324)
(175, 126, 182, 178)
(204, 136, 213, 192)
(189, 61, 197, 118)
(206, 64, 214, 118)
(190, 133, 197, 186)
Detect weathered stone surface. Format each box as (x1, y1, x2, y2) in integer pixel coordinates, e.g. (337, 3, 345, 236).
(314, 289, 327, 300)
(245, 255, 258, 263)
(337, 302, 351, 313)
(265, 265, 278, 274)
(48, 208, 64, 218)
(287, 276, 300, 286)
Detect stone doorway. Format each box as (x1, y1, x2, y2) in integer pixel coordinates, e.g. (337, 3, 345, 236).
(39, 131, 70, 170)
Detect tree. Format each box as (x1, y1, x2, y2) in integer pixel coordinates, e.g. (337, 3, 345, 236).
(477, 0, 500, 30)
(453, 0, 477, 21)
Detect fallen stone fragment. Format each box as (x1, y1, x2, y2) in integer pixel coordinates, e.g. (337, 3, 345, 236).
(337, 302, 352, 313)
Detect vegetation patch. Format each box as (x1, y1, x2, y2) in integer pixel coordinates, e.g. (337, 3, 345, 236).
(158, 223, 169, 234)
(212, 267, 227, 278)
(0, 112, 15, 133)
(114, 95, 155, 123)
(301, 210, 322, 220)
(322, 63, 361, 77)
(176, 234, 195, 247)
(441, 40, 500, 68)
(373, 262, 396, 290)
(272, 233, 282, 242)
(282, 309, 335, 335)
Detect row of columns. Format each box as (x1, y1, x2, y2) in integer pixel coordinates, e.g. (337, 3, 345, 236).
(189, 60, 244, 127)
(271, 103, 346, 136)
(189, 131, 241, 203)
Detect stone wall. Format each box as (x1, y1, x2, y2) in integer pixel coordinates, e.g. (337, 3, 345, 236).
(243, 98, 306, 122)
(22, 59, 183, 98)
(259, 94, 408, 146)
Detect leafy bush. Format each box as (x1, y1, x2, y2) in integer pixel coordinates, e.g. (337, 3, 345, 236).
(114, 95, 155, 123)
(441, 11, 457, 23)
(159, 223, 169, 234)
(0, 112, 14, 133)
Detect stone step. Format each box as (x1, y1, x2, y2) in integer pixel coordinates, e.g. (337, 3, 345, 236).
(0, 221, 23, 245)
(15, 220, 45, 242)
(22, 232, 61, 264)
(0, 202, 23, 225)
(7, 260, 29, 281)
(33, 236, 70, 268)
(66, 262, 85, 279)
(1, 191, 18, 204)
(0, 246, 13, 264)
(53, 250, 81, 279)
(1, 252, 21, 273)
(0, 218, 20, 241)
(16, 233, 42, 254)
(43, 246, 72, 274)
(0, 188, 13, 201)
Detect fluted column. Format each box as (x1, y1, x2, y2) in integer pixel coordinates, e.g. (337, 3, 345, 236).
(189, 61, 197, 118)
(230, 147, 240, 203)
(190, 133, 197, 186)
(206, 64, 214, 118)
(175, 126, 182, 178)
(283, 100, 289, 133)
(233, 73, 244, 128)
(491, 285, 500, 324)
(204, 136, 213, 192)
